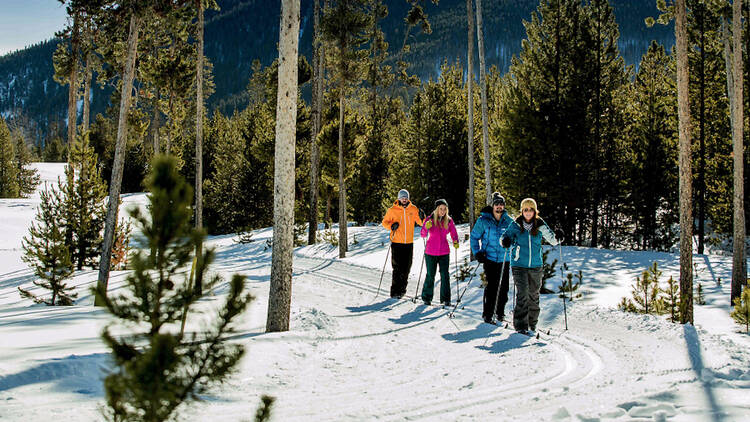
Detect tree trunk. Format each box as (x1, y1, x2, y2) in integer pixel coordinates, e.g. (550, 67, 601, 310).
(308, 0, 322, 246)
(698, 8, 706, 255)
(67, 11, 80, 145)
(338, 92, 348, 258)
(152, 93, 160, 155)
(466, 0, 475, 227)
(267, 0, 299, 333)
(475, 0, 491, 205)
(95, 14, 140, 306)
(82, 52, 91, 133)
(731, 0, 746, 305)
(195, 0, 205, 295)
(675, 0, 693, 324)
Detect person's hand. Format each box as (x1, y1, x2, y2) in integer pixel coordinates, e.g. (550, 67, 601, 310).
(501, 237, 512, 248)
(554, 229, 565, 242)
(453, 241, 460, 249)
(475, 251, 486, 263)
(424, 220, 433, 230)
(391, 222, 399, 231)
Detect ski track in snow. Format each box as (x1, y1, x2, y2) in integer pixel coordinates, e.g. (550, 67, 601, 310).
(2, 167, 750, 421)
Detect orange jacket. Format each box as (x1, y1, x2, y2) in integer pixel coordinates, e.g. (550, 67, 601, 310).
(381, 200, 423, 244)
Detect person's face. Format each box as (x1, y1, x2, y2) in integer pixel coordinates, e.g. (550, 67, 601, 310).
(522, 207, 535, 221)
(399, 197, 409, 205)
(436, 205, 447, 217)
(493, 203, 504, 215)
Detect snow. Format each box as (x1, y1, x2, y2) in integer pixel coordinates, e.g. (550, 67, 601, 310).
(1, 163, 750, 421)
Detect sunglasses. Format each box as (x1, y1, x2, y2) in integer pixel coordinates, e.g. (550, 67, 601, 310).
(522, 208, 535, 212)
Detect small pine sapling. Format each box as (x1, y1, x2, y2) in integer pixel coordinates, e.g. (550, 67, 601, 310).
(541, 249, 557, 294)
(730, 280, 750, 334)
(293, 224, 306, 247)
(695, 282, 706, 305)
(19, 185, 77, 305)
(558, 264, 582, 300)
(235, 228, 255, 244)
(109, 219, 132, 271)
(619, 262, 664, 314)
(95, 156, 254, 421)
(662, 275, 681, 323)
(456, 258, 474, 283)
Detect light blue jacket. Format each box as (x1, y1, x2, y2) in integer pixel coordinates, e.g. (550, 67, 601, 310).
(501, 217, 558, 268)
(470, 207, 514, 263)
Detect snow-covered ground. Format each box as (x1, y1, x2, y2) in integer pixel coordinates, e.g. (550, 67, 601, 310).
(1, 164, 749, 421)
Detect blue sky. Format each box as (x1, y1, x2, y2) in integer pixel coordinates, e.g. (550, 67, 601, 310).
(0, 0, 68, 56)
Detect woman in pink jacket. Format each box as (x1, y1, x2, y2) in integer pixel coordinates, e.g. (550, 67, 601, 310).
(420, 199, 459, 306)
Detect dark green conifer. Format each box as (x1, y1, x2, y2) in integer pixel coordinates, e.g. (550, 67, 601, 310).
(96, 155, 253, 421)
(0, 118, 20, 198)
(19, 185, 77, 306)
(62, 132, 108, 269)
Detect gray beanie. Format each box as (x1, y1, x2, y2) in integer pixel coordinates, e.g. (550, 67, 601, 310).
(491, 192, 505, 206)
(397, 189, 410, 200)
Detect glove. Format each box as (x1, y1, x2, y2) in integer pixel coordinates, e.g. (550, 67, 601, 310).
(501, 237, 512, 248)
(475, 251, 487, 263)
(554, 229, 565, 242)
(453, 241, 459, 249)
(424, 220, 433, 230)
(391, 222, 399, 231)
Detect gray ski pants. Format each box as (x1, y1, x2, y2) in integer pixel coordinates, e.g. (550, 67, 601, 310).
(512, 266, 543, 331)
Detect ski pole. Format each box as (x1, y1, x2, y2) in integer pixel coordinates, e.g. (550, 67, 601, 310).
(375, 229, 395, 299)
(413, 236, 427, 302)
(558, 242, 568, 331)
(454, 245, 459, 303)
(449, 261, 481, 317)
(491, 250, 509, 323)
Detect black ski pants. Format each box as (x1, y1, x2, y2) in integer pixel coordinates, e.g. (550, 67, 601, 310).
(483, 259, 510, 320)
(390, 242, 413, 297)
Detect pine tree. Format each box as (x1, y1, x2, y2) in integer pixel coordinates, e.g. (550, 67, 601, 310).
(267, 0, 300, 333)
(676, 0, 694, 325)
(12, 129, 40, 196)
(96, 155, 253, 421)
(619, 262, 663, 314)
(0, 118, 20, 198)
(663, 275, 681, 322)
(625, 41, 678, 250)
(730, 280, 750, 333)
(62, 132, 107, 270)
(321, 0, 369, 258)
(19, 185, 77, 306)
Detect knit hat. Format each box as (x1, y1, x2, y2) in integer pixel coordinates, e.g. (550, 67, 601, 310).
(491, 192, 505, 206)
(520, 197, 538, 213)
(434, 198, 448, 208)
(397, 189, 410, 200)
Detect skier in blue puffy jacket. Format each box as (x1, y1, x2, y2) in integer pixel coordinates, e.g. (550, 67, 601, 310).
(500, 198, 563, 335)
(470, 192, 514, 324)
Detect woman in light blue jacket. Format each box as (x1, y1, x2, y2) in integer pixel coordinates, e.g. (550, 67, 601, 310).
(500, 198, 561, 335)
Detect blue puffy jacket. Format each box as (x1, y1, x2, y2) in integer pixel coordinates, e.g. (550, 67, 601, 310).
(470, 207, 514, 263)
(501, 216, 558, 268)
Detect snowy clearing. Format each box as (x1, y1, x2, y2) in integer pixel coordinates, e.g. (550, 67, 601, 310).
(1, 164, 750, 421)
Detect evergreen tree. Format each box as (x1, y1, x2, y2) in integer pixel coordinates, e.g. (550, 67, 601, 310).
(42, 136, 69, 162)
(96, 155, 253, 421)
(19, 185, 77, 306)
(62, 132, 108, 270)
(619, 261, 664, 314)
(267, 0, 300, 333)
(731, 280, 750, 333)
(12, 129, 41, 196)
(321, 0, 369, 258)
(0, 118, 20, 198)
(388, 61, 469, 221)
(624, 41, 678, 250)
(663, 275, 681, 323)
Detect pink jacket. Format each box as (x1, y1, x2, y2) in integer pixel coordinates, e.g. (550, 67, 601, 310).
(420, 216, 459, 256)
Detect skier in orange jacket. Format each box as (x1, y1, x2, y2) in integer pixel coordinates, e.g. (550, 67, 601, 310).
(381, 189, 423, 298)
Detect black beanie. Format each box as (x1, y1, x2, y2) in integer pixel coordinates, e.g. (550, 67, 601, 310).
(434, 198, 448, 208)
(492, 192, 505, 206)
